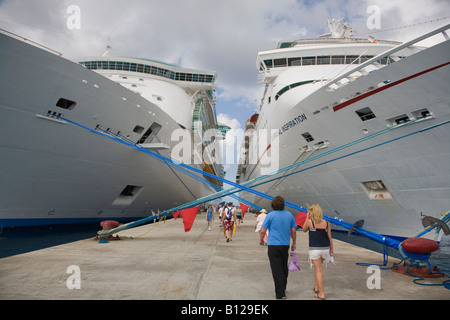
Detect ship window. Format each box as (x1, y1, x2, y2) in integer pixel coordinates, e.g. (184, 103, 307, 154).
(317, 56, 330, 65)
(121, 185, 138, 196)
(138, 122, 162, 144)
(355, 107, 376, 121)
(387, 114, 410, 126)
(301, 132, 314, 142)
(79, 60, 215, 83)
(412, 108, 432, 121)
(288, 57, 302, 66)
(112, 185, 144, 205)
(360, 55, 374, 63)
(331, 55, 345, 64)
(346, 55, 360, 64)
(302, 56, 315, 65)
(361, 180, 392, 200)
(133, 125, 145, 134)
(313, 140, 329, 149)
(394, 115, 410, 124)
(279, 41, 293, 48)
(275, 80, 316, 100)
(275, 86, 290, 100)
(274, 58, 287, 68)
(56, 98, 76, 110)
(263, 60, 273, 68)
(376, 57, 393, 65)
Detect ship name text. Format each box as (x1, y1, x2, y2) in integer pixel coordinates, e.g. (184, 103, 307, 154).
(272, 113, 308, 140)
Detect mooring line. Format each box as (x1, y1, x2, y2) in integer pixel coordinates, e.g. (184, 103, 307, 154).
(55, 114, 449, 251)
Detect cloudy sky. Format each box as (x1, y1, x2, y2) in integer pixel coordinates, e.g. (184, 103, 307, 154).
(1, 0, 449, 182)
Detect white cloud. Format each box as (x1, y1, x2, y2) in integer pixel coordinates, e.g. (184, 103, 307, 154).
(359, 0, 450, 46)
(1, 0, 447, 170)
(217, 113, 241, 130)
(2, 0, 446, 111)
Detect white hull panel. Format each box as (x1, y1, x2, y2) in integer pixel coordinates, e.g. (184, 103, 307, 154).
(239, 33, 450, 240)
(0, 33, 217, 228)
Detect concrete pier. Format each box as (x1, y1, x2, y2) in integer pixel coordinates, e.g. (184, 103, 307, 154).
(0, 214, 448, 301)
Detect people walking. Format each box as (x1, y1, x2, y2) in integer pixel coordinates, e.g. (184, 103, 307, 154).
(259, 196, 297, 299)
(222, 202, 236, 242)
(302, 203, 334, 300)
(206, 204, 213, 231)
(254, 209, 268, 244)
(218, 203, 226, 230)
(236, 206, 242, 228)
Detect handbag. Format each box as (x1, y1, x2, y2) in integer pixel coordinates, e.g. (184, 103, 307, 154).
(288, 252, 301, 271)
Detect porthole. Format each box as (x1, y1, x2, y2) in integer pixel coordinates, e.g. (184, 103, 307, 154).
(56, 98, 76, 110)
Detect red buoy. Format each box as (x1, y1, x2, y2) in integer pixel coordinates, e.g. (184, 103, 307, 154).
(100, 220, 120, 230)
(401, 237, 439, 254)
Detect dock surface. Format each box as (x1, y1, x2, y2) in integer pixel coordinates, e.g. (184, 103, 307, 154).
(1, 214, 448, 300)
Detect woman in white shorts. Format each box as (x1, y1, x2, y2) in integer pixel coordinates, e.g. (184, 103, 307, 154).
(302, 204, 334, 300)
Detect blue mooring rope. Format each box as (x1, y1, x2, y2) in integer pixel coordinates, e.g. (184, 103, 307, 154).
(55, 114, 450, 289)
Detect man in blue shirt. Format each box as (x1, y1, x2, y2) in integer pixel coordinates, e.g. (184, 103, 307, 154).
(259, 196, 297, 299)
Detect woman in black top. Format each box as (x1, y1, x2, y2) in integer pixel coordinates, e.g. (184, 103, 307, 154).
(302, 204, 334, 300)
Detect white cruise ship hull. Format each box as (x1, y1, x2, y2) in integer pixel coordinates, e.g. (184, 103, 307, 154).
(239, 32, 450, 240)
(0, 33, 217, 228)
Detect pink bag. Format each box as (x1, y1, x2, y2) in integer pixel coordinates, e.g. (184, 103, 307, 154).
(288, 252, 300, 271)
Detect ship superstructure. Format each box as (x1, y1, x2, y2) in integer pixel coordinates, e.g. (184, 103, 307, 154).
(237, 20, 450, 240)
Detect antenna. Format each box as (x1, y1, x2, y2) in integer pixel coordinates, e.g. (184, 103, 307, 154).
(320, 19, 358, 38)
(102, 37, 112, 57)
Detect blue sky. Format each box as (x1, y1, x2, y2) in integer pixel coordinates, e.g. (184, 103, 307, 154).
(1, 0, 449, 187)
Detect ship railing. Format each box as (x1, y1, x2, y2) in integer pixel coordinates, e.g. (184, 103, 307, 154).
(0, 28, 63, 56)
(324, 23, 450, 91)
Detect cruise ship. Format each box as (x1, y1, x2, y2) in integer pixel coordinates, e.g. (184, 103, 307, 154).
(236, 20, 450, 240)
(0, 30, 228, 228)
